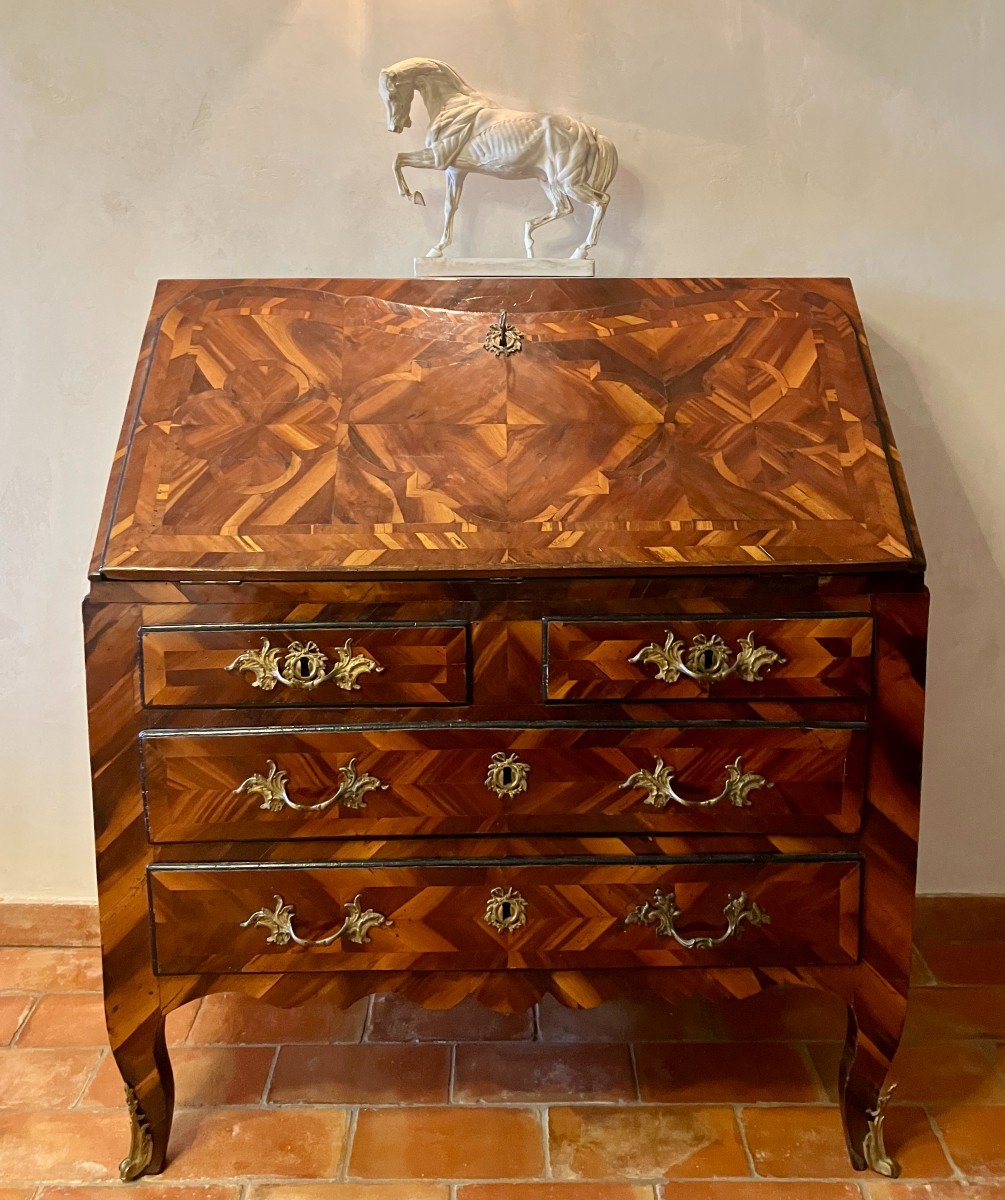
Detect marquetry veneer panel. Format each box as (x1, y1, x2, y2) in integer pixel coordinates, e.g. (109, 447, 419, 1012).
(142, 724, 866, 842)
(140, 622, 469, 708)
(545, 615, 873, 701)
(97, 280, 919, 577)
(149, 857, 861, 974)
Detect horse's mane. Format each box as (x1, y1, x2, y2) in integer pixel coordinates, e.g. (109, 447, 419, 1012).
(383, 58, 478, 95)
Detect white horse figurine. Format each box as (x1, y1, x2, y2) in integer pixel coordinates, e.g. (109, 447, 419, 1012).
(378, 58, 618, 261)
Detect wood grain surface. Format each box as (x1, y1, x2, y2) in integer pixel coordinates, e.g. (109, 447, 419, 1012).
(141, 621, 468, 707)
(149, 858, 861, 974)
(94, 278, 921, 578)
(141, 722, 866, 842)
(545, 614, 873, 700)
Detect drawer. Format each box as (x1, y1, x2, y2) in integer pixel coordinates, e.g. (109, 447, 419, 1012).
(545, 616, 873, 701)
(140, 623, 469, 708)
(149, 857, 861, 974)
(142, 724, 866, 842)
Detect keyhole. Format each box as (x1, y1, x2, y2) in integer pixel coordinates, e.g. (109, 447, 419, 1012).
(500, 900, 513, 922)
(297, 656, 313, 679)
(701, 649, 716, 671)
(501, 765, 514, 788)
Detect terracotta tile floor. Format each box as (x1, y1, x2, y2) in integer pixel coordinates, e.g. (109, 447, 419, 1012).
(1, 897, 1003, 1196)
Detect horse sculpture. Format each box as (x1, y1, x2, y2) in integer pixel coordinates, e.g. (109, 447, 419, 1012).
(378, 58, 618, 261)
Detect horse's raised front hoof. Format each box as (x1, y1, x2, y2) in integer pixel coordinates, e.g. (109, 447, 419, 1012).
(413, 191, 426, 207)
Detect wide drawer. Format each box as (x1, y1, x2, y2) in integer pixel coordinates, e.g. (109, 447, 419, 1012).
(149, 857, 861, 974)
(142, 724, 867, 842)
(546, 616, 873, 701)
(140, 623, 469, 708)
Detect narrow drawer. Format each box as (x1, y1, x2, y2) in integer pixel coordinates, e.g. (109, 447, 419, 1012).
(150, 857, 861, 974)
(140, 623, 469, 708)
(545, 616, 873, 701)
(142, 724, 866, 842)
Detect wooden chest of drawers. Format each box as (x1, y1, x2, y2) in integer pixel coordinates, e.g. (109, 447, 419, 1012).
(83, 277, 927, 1181)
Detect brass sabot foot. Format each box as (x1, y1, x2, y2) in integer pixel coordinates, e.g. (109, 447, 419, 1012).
(119, 1084, 154, 1182)
(863, 1086, 901, 1178)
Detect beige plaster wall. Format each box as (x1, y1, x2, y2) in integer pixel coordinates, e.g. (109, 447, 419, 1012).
(1, 1, 1003, 900)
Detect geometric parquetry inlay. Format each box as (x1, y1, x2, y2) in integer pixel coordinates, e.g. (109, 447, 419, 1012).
(100, 281, 916, 574)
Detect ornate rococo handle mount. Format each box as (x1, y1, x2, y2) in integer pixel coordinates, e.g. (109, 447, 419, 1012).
(226, 637, 383, 692)
(483, 311, 524, 358)
(234, 758, 388, 813)
(629, 629, 786, 685)
(622, 755, 771, 810)
(119, 1084, 154, 1182)
(240, 894, 392, 947)
(625, 888, 770, 950)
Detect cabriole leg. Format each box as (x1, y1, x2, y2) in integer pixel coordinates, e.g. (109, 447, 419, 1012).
(107, 1011, 175, 1181)
(839, 994, 908, 1177)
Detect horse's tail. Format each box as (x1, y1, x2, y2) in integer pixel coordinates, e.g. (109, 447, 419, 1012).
(588, 132, 619, 195)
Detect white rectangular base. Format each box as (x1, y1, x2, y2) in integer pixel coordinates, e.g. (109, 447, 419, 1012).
(413, 257, 595, 278)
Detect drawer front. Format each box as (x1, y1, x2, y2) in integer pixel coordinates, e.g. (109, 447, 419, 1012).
(546, 616, 873, 701)
(142, 725, 866, 843)
(150, 858, 861, 974)
(141, 623, 469, 708)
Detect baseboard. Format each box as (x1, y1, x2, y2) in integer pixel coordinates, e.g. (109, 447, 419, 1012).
(0, 901, 101, 946)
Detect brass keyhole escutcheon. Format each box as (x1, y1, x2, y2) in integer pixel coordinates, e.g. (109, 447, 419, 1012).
(483, 310, 525, 358)
(484, 751, 530, 799)
(484, 887, 528, 934)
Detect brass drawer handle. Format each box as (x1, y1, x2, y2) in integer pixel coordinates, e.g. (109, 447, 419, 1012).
(484, 751, 530, 799)
(240, 893, 392, 947)
(629, 628, 785, 685)
(621, 755, 770, 810)
(234, 758, 388, 813)
(484, 886, 529, 933)
(625, 888, 770, 949)
(226, 637, 383, 692)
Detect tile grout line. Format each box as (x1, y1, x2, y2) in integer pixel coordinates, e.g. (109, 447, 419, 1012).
(732, 1102, 759, 1179)
(339, 1103, 360, 1181)
(71, 1045, 108, 1108)
(6, 992, 41, 1046)
(180, 994, 204, 1044)
(538, 1102, 552, 1180)
(361, 992, 375, 1042)
(922, 1101, 967, 1181)
(627, 1040, 643, 1101)
(260, 1043, 282, 1104)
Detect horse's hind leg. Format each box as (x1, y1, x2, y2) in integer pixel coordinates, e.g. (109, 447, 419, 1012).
(566, 182, 610, 260)
(524, 183, 573, 258)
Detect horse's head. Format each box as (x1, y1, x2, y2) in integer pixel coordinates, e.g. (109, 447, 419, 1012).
(378, 66, 414, 134)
